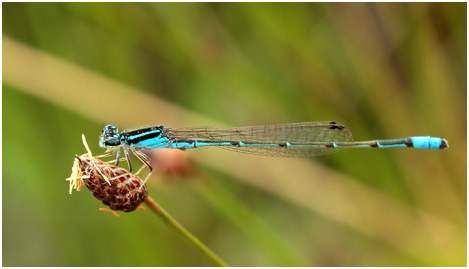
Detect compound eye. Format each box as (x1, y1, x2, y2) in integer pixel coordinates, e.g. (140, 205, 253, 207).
(103, 124, 118, 134)
(105, 137, 120, 146)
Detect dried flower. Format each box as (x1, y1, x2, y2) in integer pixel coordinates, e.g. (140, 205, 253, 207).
(67, 135, 148, 212)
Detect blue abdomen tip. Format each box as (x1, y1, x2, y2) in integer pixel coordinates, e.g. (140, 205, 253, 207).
(411, 136, 448, 149)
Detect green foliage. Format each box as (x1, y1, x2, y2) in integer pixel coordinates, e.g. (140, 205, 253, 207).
(3, 3, 466, 266)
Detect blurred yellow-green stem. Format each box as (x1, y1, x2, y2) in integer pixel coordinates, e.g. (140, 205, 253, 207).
(144, 196, 228, 267)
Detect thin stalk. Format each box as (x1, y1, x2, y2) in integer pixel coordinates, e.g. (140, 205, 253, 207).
(144, 196, 228, 267)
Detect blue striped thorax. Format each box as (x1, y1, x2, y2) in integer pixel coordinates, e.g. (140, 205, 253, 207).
(99, 124, 171, 150)
(121, 126, 170, 149)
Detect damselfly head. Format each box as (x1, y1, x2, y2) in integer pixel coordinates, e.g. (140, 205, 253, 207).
(100, 124, 121, 148)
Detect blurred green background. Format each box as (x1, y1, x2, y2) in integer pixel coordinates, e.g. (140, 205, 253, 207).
(3, 2, 466, 266)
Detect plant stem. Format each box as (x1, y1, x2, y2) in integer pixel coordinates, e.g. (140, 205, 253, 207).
(144, 196, 228, 267)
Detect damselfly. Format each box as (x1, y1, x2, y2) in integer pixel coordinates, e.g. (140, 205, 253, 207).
(99, 121, 448, 175)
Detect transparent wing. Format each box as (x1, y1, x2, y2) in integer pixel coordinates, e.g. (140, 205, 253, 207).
(168, 121, 353, 157)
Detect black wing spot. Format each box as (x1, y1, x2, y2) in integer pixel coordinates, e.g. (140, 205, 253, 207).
(278, 143, 288, 148)
(329, 124, 345, 130)
(370, 143, 379, 148)
(330, 121, 337, 124)
(325, 143, 335, 148)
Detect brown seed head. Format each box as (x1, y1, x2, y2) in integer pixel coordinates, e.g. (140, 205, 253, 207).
(76, 155, 148, 212)
(67, 135, 148, 212)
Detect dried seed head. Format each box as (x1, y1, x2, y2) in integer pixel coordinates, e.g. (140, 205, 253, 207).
(67, 135, 148, 212)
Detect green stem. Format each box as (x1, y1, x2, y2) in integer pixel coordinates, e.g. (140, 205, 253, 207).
(144, 196, 228, 267)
